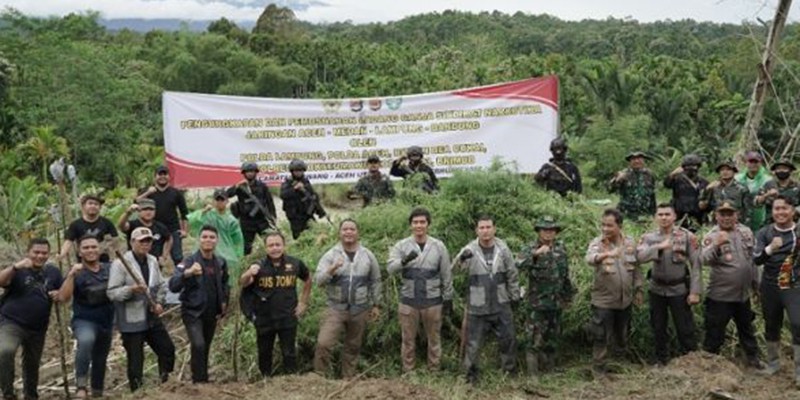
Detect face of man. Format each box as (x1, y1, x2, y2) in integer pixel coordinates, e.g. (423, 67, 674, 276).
(410, 216, 429, 238)
(774, 166, 792, 181)
(655, 207, 676, 230)
(408, 154, 422, 166)
(719, 166, 735, 180)
(266, 235, 285, 260)
(772, 199, 795, 226)
(291, 170, 304, 180)
(132, 237, 153, 256)
(243, 170, 257, 181)
(339, 221, 359, 245)
(475, 219, 496, 244)
(551, 145, 566, 160)
(629, 156, 645, 170)
(716, 210, 738, 230)
(199, 230, 218, 253)
(538, 228, 557, 243)
(214, 197, 227, 212)
(82, 199, 101, 218)
(601, 215, 621, 240)
(746, 158, 761, 174)
(683, 164, 699, 178)
(79, 238, 100, 264)
(155, 171, 169, 187)
(27, 243, 50, 268)
(367, 162, 381, 174)
(139, 207, 155, 222)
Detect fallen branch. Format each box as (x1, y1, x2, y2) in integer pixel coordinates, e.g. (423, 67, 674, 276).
(324, 360, 383, 400)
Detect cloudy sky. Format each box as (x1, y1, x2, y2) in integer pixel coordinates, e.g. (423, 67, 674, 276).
(1, 0, 796, 24)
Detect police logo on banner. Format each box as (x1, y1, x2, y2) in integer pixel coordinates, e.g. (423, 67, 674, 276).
(386, 97, 403, 110)
(368, 99, 382, 111)
(350, 100, 363, 112)
(322, 100, 342, 113)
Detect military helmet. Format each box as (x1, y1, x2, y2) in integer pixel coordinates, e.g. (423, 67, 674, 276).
(534, 216, 561, 231)
(681, 154, 702, 167)
(550, 137, 567, 150)
(407, 146, 423, 157)
(288, 159, 307, 172)
(241, 162, 258, 173)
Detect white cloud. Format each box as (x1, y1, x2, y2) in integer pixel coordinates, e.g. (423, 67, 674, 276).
(0, 0, 796, 23)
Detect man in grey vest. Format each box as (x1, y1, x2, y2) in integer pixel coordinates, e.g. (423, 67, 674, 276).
(454, 215, 520, 384)
(388, 207, 452, 372)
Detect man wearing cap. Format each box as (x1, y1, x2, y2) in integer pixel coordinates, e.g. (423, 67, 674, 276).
(187, 189, 244, 269)
(664, 154, 709, 230)
(118, 199, 173, 267)
(700, 201, 764, 370)
(227, 162, 277, 255)
(755, 159, 800, 224)
(107, 227, 176, 391)
(169, 225, 229, 383)
(390, 146, 439, 193)
(636, 203, 701, 365)
(313, 219, 382, 378)
(609, 151, 656, 221)
(280, 159, 326, 239)
(351, 155, 395, 207)
(585, 208, 644, 376)
(137, 165, 189, 265)
(699, 160, 751, 226)
(736, 151, 772, 232)
(387, 207, 452, 372)
(535, 137, 582, 197)
(0, 238, 63, 400)
(516, 216, 574, 378)
(752, 195, 800, 386)
(60, 194, 119, 263)
(454, 215, 520, 384)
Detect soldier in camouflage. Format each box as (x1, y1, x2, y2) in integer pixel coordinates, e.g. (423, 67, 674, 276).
(664, 154, 709, 231)
(350, 155, 395, 207)
(755, 159, 800, 224)
(609, 151, 656, 221)
(516, 216, 574, 378)
(534, 138, 582, 197)
(699, 160, 751, 227)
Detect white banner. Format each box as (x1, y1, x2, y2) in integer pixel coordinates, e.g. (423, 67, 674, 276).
(163, 76, 559, 187)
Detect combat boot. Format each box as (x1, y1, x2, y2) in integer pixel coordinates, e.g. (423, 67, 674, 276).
(793, 345, 800, 388)
(759, 341, 781, 376)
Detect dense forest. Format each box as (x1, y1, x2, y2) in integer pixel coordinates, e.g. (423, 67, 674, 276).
(1, 5, 799, 189)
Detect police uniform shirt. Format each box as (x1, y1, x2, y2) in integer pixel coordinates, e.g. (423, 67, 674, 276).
(252, 255, 309, 329)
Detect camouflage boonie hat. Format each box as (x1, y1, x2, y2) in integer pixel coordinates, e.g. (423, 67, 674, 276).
(771, 159, 796, 171)
(535, 216, 561, 231)
(625, 151, 650, 161)
(716, 201, 738, 212)
(715, 159, 738, 173)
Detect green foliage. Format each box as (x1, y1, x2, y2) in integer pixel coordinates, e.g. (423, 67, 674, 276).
(0, 176, 46, 252)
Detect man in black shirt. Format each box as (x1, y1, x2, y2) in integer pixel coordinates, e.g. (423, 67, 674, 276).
(137, 165, 189, 264)
(59, 194, 118, 263)
(535, 137, 582, 196)
(240, 232, 311, 377)
(227, 162, 277, 255)
(0, 238, 63, 400)
(118, 198, 173, 267)
(280, 159, 326, 240)
(390, 146, 439, 193)
(169, 225, 230, 383)
(664, 154, 709, 231)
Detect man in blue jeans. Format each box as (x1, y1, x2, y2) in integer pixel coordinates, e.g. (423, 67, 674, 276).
(169, 225, 230, 383)
(0, 238, 63, 400)
(57, 235, 115, 398)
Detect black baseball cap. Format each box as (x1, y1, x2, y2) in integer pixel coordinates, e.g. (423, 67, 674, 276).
(155, 165, 169, 174)
(213, 188, 228, 200)
(367, 155, 381, 163)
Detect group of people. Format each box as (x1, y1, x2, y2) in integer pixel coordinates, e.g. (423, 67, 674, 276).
(3, 139, 800, 399)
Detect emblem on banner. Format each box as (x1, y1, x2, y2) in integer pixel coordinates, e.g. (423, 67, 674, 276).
(350, 100, 364, 112)
(322, 100, 342, 113)
(386, 97, 403, 110)
(368, 99, 382, 111)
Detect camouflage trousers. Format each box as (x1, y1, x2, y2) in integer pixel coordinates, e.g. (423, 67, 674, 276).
(524, 309, 562, 355)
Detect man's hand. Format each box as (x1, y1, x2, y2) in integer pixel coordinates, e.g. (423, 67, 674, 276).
(769, 236, 784, 251)
(151, 304, 164, 316)
(706, 181, 720, 190)
(634, 291, 644, 307)
(186, 262, 203, 277)
(615, 170, 629, 181)
(293, 181, 305, 192)
(368, 306, 380, 322)
(656, 238, 672, 250)
(328, 257, 344, 276)
(146, 186, 158, 195)
(13, 258, 33, 270)
(401, 251, 419, 266)
(68, 263, 84, 277)
(180, 230, 187, 239)
(294, 302, 307, 318)
(247, 264, 260, 277)
(715, 231, 730, 246)
(218, 303, 228, 320)
(670, 166, 684, 176)
(127, 204, 140, 213)
(534, 244, 551, 256)
(687, 293, 700, 305)
(48, 290, 60, 302)
(130, 284, 148, 294)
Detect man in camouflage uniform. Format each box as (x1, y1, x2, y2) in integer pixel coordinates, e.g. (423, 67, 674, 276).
(390, 146, 438, 193)
(755, 159, 800, 224)
(699, 160, 751, 227)
(636, 203, 701, 365)
(350, 155, 395, 207)
(516, 216, 574, 378)
(609, 151, 656, 221)
(534, 138, 582, 197)
(664, 154, 708, 231)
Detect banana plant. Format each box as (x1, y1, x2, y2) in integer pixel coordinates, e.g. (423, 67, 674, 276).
(0, 176, 44, 253)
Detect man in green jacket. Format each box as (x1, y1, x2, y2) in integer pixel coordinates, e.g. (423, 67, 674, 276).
(736, 151, 772, 232)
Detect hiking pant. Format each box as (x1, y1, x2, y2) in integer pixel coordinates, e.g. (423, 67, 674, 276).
(464, 305, 516, 382)
(121, 321, 176, 392)
(0, 320, 46, 400)
(590, 306, 631, 368)
(313, 308, 369, 378)
(398, 303, 442, 372)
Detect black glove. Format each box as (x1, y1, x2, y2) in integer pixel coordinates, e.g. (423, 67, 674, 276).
(442, 299, 453, 317)
(459, 249, 473, 262)
(401, 251, 419, 266)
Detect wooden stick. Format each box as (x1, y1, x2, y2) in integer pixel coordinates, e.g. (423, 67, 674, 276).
(113, 250, 158, 309)
(221, 389, 245, 399)
(324, 360, 383, 400)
